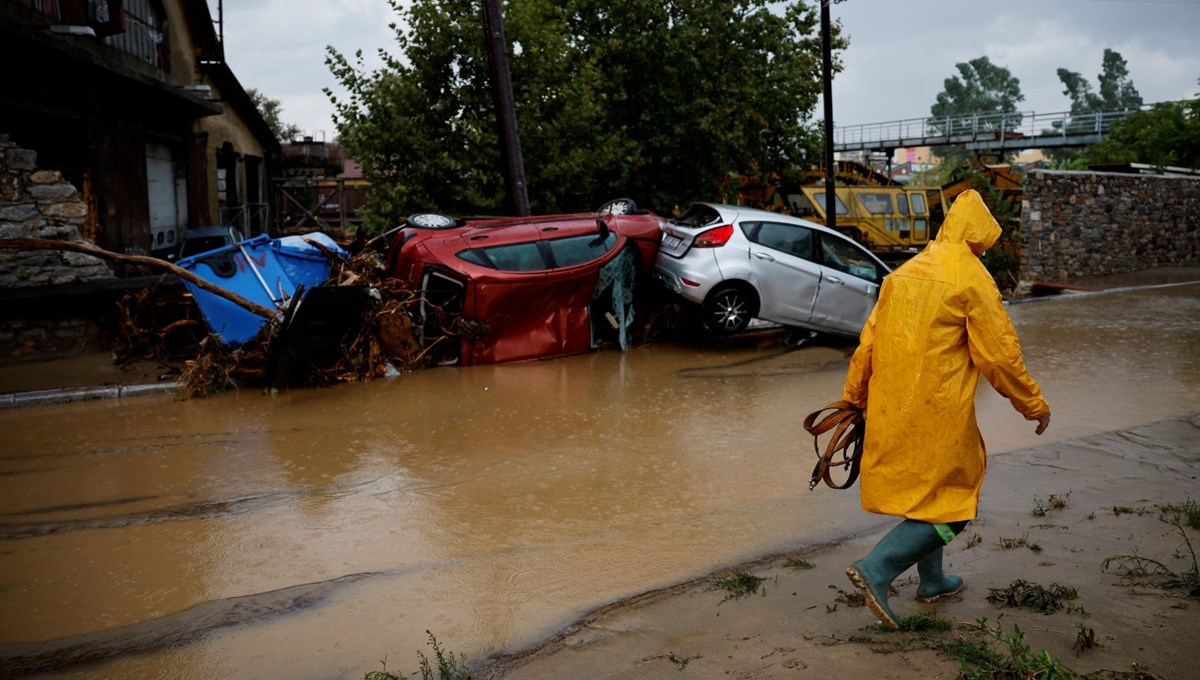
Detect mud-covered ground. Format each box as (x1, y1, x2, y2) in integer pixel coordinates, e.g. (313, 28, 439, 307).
(481, 415, 1200, 680)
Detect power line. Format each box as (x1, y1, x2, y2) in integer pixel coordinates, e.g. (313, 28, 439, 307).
(1076, 0, 1200, 4)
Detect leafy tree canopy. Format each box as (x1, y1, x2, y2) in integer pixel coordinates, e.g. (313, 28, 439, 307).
(246, 88, 301, 143)
(930, 56, 1024, 133)
(325, 0, 838, 233)
(1057, 48, 1142, 115)
(927, 56, 1024, 172)
(1070, 84, 1200, 170)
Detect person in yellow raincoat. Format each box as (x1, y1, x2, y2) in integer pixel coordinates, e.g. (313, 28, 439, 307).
(842, 189, 1051, 628)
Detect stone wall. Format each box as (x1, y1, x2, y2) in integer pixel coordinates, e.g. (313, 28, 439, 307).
(1, 135, 115, 363)
(0, 134, 112, 287)
(1021, 169, 1200, 284)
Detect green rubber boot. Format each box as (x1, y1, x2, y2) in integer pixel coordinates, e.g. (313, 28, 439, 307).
(915, 546, 965, 602)
(846, 520, 948, 629)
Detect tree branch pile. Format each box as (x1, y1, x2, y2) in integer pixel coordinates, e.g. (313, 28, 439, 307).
(1, 237, 476, 398)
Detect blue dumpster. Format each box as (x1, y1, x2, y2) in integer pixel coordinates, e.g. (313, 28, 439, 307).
(177, 233, 349, 345)
(272, 233, 347, 291)
(177, 235, 294, 345)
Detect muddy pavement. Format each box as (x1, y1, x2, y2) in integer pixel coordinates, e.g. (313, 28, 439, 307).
(1, 280, 1198, 679)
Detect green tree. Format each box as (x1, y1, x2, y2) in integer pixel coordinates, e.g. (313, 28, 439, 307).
(325, 0, 836, 233)
(1057, 68, 1101, 114)
(1073, 85, 1200, 170)
(928, 56, 1025, 172)
(1057, 49, 1142, 115)
(246, 88, 302, 142)
(1096, 48, 1143, 112)
(1052, 48, 1143, 154)
(930, 56, 1025, 135)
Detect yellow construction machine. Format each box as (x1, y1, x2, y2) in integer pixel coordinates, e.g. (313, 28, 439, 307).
(729, 162, 947, 258)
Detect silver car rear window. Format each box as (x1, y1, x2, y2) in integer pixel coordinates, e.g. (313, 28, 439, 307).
(670, 205, 722, 228)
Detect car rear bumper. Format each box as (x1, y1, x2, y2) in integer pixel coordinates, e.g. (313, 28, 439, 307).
(653, 261, 717, 305)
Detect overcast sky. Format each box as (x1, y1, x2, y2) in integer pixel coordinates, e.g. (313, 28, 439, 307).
(209, 0, 1200, 141)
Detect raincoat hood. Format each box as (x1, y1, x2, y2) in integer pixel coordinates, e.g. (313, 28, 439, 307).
(935, 189, 1001, 256)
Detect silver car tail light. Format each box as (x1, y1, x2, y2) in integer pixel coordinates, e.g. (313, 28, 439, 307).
(692, 224, 734, 248)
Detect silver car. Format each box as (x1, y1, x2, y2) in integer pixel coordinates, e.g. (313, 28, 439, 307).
(654, 202, 890, 337)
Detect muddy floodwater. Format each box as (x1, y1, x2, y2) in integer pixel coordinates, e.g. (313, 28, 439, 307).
(2, 280, 1198, 679)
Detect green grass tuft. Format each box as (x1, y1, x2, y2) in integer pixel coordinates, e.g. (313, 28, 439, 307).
(783, 557, 815, 572)
(710, 568, 766, 602)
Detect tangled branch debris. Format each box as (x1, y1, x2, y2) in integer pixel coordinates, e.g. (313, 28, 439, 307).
(172, 247, 474, 398)
(986, 579, 1079, 614)
(0, 236, 478, 398)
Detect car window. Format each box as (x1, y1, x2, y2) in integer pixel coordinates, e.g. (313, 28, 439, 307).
(742, 221, 814, 260)
(671, 204, 722, 228)
(547, 232, 617, 268)
(819, 235, 883, 283)
(457, 242, 547, 271)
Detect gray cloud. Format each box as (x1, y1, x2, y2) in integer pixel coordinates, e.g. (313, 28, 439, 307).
(212, 0, 1200, 138)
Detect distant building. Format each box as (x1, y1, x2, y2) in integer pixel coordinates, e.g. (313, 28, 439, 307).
(278, 139, 367, 231)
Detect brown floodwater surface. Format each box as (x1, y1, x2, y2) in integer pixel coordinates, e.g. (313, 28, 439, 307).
(1, 281, 1198, 679)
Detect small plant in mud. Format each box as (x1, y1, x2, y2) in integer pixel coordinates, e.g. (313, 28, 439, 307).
(646, 651, 702, 670)
(996, 534, 1042, 552)
(1033, 492, 1071, 517)
(1161, 497, 1200, 530)
(1103, 499, 1200, 596)
(784, 557, 815, 572)
(1100, 662, 1164, 679)
(833, 586, 866, 607)
(965, 532, 983, 549)
(1073, 623, 1100, 657)
(365, 632, 471, 680)
(843, 616, 1156, 679)
(1111, 505, 1153, 517)
(897, 613, 953, 632)
(710, 568, 766, 602)
(986, 579, 1079, 614)
(945, 617, 1073, 680)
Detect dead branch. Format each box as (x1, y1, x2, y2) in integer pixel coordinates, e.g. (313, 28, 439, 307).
(0, 238, 276, 318)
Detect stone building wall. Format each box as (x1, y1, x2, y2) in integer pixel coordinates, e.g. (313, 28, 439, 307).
(1, 135, 115, 363)
(1021, 170, 1200, 284)
(0, 134, 112, 288)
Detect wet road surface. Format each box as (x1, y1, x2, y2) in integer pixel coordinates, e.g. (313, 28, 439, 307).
(1, 280, 1198, 678)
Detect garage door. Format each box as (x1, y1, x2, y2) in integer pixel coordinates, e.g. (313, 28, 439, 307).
(146, 142, 185, 256)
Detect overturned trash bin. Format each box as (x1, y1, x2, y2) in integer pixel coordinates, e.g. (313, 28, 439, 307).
(176, 233, 347, 345)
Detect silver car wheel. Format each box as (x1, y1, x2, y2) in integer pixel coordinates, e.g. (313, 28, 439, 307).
(597, 198, 637, 215)
(406, 212, 459, 229)
(705, 286, 755, 335)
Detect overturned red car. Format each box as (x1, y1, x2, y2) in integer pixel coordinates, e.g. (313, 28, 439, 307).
(384, 200, 665, 365)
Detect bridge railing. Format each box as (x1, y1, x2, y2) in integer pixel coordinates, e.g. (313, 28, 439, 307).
(834, 108, 1134, 149)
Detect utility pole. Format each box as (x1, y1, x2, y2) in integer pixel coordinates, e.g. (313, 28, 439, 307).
(217, 0, 225, 62)
(820, 0, 836, 237)
(482, 0, 529, 216)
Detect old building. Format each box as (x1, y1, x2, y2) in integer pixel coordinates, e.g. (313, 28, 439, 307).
(1, 0, 278, 261)
(0, 0, 279, 360)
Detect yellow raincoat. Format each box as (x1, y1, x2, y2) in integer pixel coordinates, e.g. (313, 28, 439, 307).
(842, 189, 1049, 523)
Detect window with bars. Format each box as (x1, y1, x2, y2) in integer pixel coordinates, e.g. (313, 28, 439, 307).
(102, 0, 167, 70)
